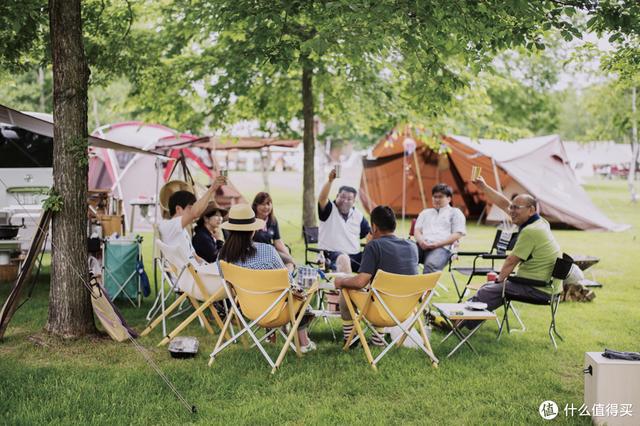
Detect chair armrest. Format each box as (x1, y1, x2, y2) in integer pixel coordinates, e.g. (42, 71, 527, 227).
(480, 254, 507, 260)
(306, 247, 322, 253)
(456, 251, 489, 257)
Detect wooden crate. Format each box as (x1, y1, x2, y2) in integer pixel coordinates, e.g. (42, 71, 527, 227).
(0, 263, 19, 283)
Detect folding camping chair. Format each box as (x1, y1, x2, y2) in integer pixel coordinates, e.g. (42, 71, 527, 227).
(497, 254, 574, 350)
(449, 228, 519, 302)
(342, 270, 441, 370)
(102, 236, 143, 307)
(209, 261, 319, 374)
(302, 226, 323, 268)
(140, 240, 228, 346)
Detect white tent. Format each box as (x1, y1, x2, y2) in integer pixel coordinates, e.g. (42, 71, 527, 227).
(449, 135, 629, 231)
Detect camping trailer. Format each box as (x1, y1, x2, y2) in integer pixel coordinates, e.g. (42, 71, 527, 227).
(0, 116, 53, 249)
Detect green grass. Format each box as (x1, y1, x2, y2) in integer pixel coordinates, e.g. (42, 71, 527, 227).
(1, 175, 639, 425)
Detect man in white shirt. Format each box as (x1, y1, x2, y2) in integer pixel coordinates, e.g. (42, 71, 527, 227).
(157, 175, 227, 264)
(317, 169, 371, 273)
(414, 183, 466, 273)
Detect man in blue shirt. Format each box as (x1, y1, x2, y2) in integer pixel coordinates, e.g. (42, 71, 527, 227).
(335, 205, 418, 345)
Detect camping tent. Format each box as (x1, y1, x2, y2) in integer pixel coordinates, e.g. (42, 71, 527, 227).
(360, 129, 629, 231)
(89, 122, 245, 231)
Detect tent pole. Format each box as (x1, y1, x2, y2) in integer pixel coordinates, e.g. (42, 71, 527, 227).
(402, 153, 407, 237)
(152, 156, 161, 295)
(413, 150, 427, 209)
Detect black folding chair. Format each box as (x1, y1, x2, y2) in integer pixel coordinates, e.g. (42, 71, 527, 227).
(497, 253, 574, 350)
(448, 228, 519, 302)
(302, 226, 323, 267)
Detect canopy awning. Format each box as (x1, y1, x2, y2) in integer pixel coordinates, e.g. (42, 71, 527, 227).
(0, 104, 164, 156)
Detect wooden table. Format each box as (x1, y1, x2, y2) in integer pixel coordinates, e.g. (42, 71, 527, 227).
(433, 302, 497, 358)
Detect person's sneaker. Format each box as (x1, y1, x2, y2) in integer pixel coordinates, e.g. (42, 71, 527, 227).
(300, 340, 317, 354)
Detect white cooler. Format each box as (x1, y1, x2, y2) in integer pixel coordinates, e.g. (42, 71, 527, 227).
(584, 351, 640, 425)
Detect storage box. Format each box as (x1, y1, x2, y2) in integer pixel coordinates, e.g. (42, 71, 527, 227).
(0, 262, 19, 282)
(584, 351, 640, 425)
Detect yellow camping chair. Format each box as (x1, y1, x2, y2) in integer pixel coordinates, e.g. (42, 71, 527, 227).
(140, 240, 228, 346)
(209, 261, 319, 374)
(342, 270, 441, 370)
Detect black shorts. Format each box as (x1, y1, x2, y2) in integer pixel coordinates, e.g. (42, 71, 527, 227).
(325, 251, 362, 272)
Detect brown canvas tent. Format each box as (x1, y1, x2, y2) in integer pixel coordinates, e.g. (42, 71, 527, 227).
(360, 129, 629, 231)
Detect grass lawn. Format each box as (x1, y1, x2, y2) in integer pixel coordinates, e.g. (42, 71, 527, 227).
(1, 175, 638, 425)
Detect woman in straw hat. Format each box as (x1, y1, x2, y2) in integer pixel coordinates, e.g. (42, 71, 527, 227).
(192, 202, 227, 263)
(219, 204, 316, 353)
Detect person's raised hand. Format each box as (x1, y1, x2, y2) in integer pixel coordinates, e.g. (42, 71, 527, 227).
(212, 175, 227, 189)
(472, 175, 487, 187)
(328, 168, 337, 182)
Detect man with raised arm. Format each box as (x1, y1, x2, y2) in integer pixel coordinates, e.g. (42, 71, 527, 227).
(466, 176, 561, 321)
(158, 175, 227, 264)
(317, 168, 371, 273)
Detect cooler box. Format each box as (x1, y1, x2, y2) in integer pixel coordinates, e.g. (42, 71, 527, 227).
(584, 351, 640, 425)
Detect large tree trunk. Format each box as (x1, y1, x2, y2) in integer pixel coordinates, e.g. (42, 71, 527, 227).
(302, 63, 317, 227)
(45, 0, 96, 337)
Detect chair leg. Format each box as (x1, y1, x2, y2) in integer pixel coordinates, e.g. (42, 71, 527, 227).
(158, 293, 220, 346)
(548, 297, 562, 350)
(342, 291, 376, 370)
(507, 303, 526, 333)
(272, 290, 317, 374)
(188, 296, 215, 335)
(497, 300, 511, 341)
(140, 292, 189, 336)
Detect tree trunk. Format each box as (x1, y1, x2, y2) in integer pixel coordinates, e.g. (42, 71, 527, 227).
(628, 86, 638, 203)
(45, 0, 96, 338)
(302, 63, 317, 227)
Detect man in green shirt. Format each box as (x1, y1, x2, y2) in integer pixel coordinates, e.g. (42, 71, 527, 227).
(467, 176, 562, 314)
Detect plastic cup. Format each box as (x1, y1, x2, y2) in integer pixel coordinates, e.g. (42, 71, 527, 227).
(220, 169, 228, 178)
(487, 271, 498, 282)
(334, 164, 342, 178)
(471, 165, 482, 180)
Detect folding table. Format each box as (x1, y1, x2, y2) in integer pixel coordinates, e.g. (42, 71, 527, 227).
(433, 302, 496, 358)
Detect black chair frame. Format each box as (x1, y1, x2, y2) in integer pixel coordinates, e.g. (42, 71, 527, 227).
(449, 229, 519, 302)
(497, 254, 573, 350)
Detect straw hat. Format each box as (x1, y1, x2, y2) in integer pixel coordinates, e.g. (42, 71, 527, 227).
(220, 204, 265, 231)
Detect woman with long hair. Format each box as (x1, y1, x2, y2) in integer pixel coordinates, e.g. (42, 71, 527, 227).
(251, 192, 295, 271)
(218, 204, 316, 353)
(192, 202, 226, 263)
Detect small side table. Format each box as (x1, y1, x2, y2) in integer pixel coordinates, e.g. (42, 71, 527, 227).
(433, 302, 497, 358)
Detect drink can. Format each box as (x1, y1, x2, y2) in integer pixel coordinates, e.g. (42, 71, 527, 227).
(487, 271, 498, 282)
(334, 164, 342, 178)
(220, 169, 228, 178)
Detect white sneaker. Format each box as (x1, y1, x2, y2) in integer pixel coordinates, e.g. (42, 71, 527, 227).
(300, 340, 317, 354)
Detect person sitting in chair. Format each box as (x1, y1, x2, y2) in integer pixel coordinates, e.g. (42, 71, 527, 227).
(158, 175, 227, 265)
(466, 176, 561, 323)
(192, 201, 227, 263)
(317, 168, 371, 273)
(218, 204, 316, 353)
(251, 192, 295, 271)
(334, 205, 418, 346)
(414, 183, 466, 273)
